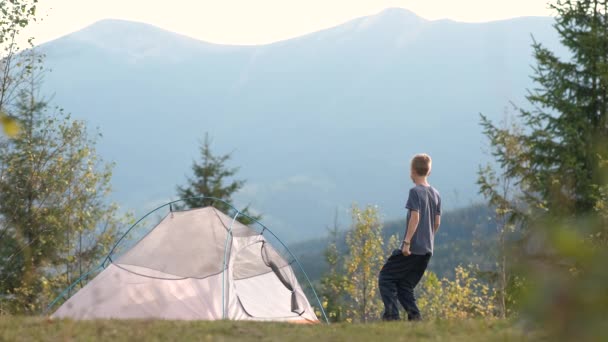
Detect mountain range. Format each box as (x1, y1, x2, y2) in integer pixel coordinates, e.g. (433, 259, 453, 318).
(37, 8, 564, 241)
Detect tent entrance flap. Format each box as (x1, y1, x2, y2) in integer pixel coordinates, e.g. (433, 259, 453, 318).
(262, 242, 302, 314)
(233, 242, 303, 318)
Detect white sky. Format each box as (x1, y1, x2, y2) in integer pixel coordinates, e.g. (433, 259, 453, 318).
(23, 0, 554, 46)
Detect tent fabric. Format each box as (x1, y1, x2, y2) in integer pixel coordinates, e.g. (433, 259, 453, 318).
(52, 207, 318, 322)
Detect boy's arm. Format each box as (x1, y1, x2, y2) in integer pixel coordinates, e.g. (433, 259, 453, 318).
(434, 214, 441, 233)
(402, 211, 420, 256)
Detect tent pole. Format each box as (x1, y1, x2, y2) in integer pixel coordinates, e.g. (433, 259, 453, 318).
(261, 228, 330, 324)
(102, 197, 240, 266)
(222, 210, 240, 319)
(43, 263, 105, 316)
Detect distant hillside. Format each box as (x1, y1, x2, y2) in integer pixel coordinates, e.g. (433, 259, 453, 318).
(291, 203, 496, 282)
(37, 8, 564, 241)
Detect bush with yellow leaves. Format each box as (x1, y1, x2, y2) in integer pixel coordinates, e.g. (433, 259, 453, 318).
(417, 265, 497, 319)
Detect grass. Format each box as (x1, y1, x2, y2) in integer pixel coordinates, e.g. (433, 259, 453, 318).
(0, 317, 543, 342)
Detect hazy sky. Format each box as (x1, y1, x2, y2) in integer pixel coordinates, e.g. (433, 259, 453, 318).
(23, 0, 554, 46)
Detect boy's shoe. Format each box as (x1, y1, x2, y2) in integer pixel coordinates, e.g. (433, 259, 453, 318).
(407, 314, 423, 322)
(382, 314, 401, 322)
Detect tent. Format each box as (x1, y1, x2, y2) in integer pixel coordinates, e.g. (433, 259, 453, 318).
(49, 202, 324, 323)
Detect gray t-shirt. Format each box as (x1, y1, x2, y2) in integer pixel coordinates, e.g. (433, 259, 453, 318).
(401, 184, 442, 255)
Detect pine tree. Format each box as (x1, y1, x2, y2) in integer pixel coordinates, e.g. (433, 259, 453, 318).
(479, 2, 608, 335)
(480, 0, 608, 219)
(176, 133, 259, 224)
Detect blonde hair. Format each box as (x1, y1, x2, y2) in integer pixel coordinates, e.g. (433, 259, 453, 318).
(411, 153, 432, 177)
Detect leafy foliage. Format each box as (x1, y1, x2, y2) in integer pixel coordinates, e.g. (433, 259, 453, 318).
(480, 0, 608, 220)
(0, 112, 19, 137)
(319, 219, 346, 322)
(479, 1, 608, 338)
(477, 113, 526, 318)
(0, 78, 122, 314)
(321, 231, 346, 322)
(0, 0, 40, 138)
(343, 205, 385, 323)
(417, 265, 498, 319)
(520, 217, 608, 341)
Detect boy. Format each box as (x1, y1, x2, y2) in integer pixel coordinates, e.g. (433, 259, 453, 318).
(378, 153, 441, 321)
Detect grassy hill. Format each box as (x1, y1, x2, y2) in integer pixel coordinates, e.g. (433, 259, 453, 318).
(0, 316, 542, 341)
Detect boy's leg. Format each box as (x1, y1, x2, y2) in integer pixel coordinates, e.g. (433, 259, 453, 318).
(396, 254, 431, 321)
(378, 271, 400, 321)
(378, 250, 406, 321)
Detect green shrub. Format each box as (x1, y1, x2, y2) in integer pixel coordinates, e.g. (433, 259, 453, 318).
(417, 265, 497, 319)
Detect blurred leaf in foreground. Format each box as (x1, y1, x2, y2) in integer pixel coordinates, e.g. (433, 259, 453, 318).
(0, 112, 20, 137)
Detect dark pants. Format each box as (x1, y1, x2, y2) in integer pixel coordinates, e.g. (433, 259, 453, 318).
(378, 249, 431, 321)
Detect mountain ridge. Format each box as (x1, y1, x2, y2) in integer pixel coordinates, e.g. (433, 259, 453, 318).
(42, 7, 553, 51)
(34, 9, 563, 241)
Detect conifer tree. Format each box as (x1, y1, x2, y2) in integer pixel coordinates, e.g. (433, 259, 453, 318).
(176, 133, 259, 224)
(479, 1, 608, 335)
(480, 0, 608, 219)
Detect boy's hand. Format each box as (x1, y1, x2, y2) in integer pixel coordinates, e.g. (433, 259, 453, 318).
(401, 243, 411, 256)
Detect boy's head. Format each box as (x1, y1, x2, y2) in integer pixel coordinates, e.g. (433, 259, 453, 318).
(410, 153, 432, 179)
